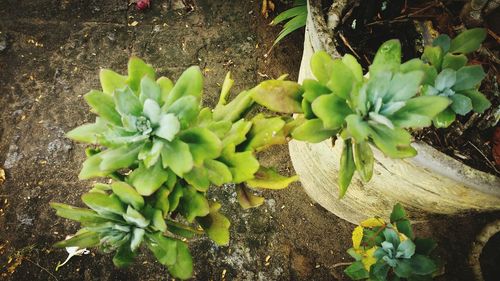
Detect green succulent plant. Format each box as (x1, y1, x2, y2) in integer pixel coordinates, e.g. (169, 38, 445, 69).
(419, 28, 491, 127)
(53, 58, 299, 279)
(252, 40, 451, 197)
(345, 204, 439, 281)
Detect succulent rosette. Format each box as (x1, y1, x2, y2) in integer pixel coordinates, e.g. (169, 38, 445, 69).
(54, 57, 299, 279)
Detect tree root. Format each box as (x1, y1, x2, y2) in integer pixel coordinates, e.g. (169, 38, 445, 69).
(468, 219, 500, 281)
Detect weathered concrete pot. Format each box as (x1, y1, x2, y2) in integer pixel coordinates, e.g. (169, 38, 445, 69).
(290, 0, 500, 224)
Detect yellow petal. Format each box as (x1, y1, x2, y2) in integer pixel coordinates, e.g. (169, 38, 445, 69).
(360, 217, 385, 228)
(352, 225, 364, 249)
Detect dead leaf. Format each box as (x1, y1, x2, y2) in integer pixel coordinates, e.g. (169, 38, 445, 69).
(0, 168, 5, 185)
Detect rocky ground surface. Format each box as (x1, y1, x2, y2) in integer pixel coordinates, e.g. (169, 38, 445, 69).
(0, 1, 498, 281)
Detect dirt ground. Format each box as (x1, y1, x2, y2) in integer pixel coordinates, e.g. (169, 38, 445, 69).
(0, 1, 499, 281)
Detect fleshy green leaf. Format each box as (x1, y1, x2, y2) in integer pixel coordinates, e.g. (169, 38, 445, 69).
(127, 57, 156, 92)
(54, 230, 100, 248)
(166, 96, 200, 129)
(154, 186, 170, 216)
(346, 115, 371, 141)
(311, 51, 335, 84)
(247, 166, 299, 190)
(219, 145, 260, 183)
(244, 114, 286, 151)
(302, 79, 331, 102)
(433, 108, 456, 128)
(66, 121, 107, 144)
(344, 261, 370, 280)
(442, 53, 467, 70)
(178, 186, 210, 222)
(130, 227, 145, 251)
(461, 90, 491, 113)
(384, 71, 424, 102)
(449, 28, 486, 54)
(152, 209, 167, 232)
(98, 144, 143, 174)
(114, 87, 143, 116)
(184, 165, 210, 192)
(250, 80, 303, 113)
(409, 255, 437, 275)
(129, 161, 168, 196)
(165, 66, 203, 107)
(50, 202, 104, 223)
(167, 241, 193, 280)
(432, 34, 451, 53)
(113, 244, 136, 267)
(326, 59, 355, 100)
(338, 139, 356, 198)
(369, 39, 401, 77)
(139, 76, 161, 104)
(168, 183, 184, 212)
(157, 77, 174, 105)
(397, 240, 416, 259)
(390, 96, 451, 128)
(111, 181, 145, 210)
(450, 94, 473, 115)
(123, 206, 150, 228)
(143, 99, 161, 125)
(82, 192, 126, 215)
(146, 232, 177, 266)
(155, 113, 180, 141)
(312, 94, 352, 129)
(196, 202, 230, 246)
(222, 119, 252, 147)
(161, 139, 194, 177)
(453, 65, 485, 91)
(353, 141, 374, 182)
(100, 69, 127, 95)
(422, 46, 443, 69)
(342, 54, 363, 82)
(369, 125, 416, 158)
(213, 91, 254, 122)
(204, 159, 232, 186)
(84, 90, 122, 126)
(180, 127, 222, 165)
(291, 118, 336, 143)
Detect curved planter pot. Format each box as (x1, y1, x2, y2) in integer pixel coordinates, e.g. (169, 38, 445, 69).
(290, 0, 500, 224)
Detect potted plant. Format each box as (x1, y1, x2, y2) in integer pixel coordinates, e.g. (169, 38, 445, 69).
(259, 0, 500, 223)
(342, 204, 441, 280)
(51, 57, 300, 279)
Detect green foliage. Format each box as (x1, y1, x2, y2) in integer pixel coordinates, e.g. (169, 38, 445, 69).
(253, 30, 492, 196)
(252, 40, 451, 196)
(55, 58, 300, 279)
(345, 204, 440, 281)
(271, 0, 307, 46)
(421, 28, 490, 127)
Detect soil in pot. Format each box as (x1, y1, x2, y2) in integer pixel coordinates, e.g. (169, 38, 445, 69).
(323, 0, 500, 177)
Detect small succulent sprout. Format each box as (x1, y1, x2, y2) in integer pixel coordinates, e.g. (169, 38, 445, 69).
(345, 204, 439, 281)
(56, 58, 300, 279)
(420, 28, 490, 128)
(252, 40, 450, 196)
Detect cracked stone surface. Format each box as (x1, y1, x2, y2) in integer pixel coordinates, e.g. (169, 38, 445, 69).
(0, 1, 498, 281)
